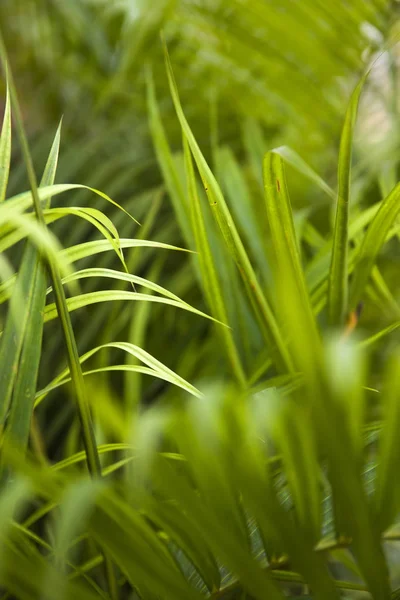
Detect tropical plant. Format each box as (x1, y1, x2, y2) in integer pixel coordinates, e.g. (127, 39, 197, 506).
(0, 0, 397, 394)
(0, 2, 400, 600)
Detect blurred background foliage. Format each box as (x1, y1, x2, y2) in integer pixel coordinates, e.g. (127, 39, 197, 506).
(1, 0, 400, 454)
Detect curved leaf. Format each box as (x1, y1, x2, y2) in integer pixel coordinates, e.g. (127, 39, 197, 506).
(349, 182, 400, 310)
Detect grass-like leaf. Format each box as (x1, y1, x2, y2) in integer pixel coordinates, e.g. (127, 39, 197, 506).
(374, 351, 400, 533)
(0, 33, 119, 595)
(0, 79, 10, 203)
(273, 146, 336, 201)
(91, 486, 204, 600)
(0, 239, 189, 304)
(61, 237, 192, 265)
(55, 266, 191, 304)
(43, 290, 221, 326)
(263, 151, 321, 376)
(349, 182, 400, 310)
(163, 40, 292, 374)
(35, 341, 203, 403)
(2, 121, 61, 455)
(0, 182, 138, 228)
(314, 340, 391, 600)
(183, 137, 246, 386)
(328, 75, 366, 326)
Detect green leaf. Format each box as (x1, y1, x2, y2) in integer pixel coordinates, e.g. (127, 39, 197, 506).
(328, 75, 366, 326)
(359, 320, 400, 348)
(164, 40, 292, 374)
(315, 340, 391, 600)
(263, 151, 321, 375)
(90, 487, 203, 600)
(232, 394, 340, 600)
(55, 266, 191, 305)
(151, 452, 285, 600)
(0, 239, 188, 304)
(0, 38, 104, 516)
(48, 478, 100, 574)
(271, 399, 322, 543)
(0, 183, 138, 229)
(0, 246, 43, 429)
(325, 338, 366, 462)
(0, 80, 11, 203)
(306, 202, 380, 295)
(123, 259, 162, 413)
(349, 182, 400, 310)
(144, 493, 221, 592)
(183, 137, 246, 387)
(43, 289, 221, 327)
(3, 121, 61, 455)
(62, 238, 192, 265)
(218, 145, 268, 273)
(374, 351, 400, 532)
(43, 205, 133, 285)
(35, 341, 202, 403)
(273, 146, 336, 201)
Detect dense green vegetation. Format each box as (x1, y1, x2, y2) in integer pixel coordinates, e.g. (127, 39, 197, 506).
(0, 1, 400, 598)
